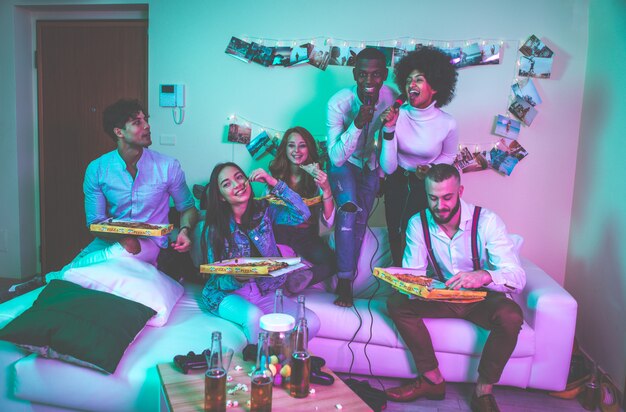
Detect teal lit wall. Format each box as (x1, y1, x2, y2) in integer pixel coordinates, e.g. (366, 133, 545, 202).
(566, 0, 626, 391)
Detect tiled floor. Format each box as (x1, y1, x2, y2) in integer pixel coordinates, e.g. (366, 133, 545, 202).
(336, 374, 590, 412)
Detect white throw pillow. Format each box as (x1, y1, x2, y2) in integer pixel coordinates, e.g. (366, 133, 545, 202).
(62, 257, 184, 327)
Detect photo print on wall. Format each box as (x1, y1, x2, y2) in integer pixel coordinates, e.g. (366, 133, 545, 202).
(246, 42, 275, 67)
(225, 36, 252, 62)
(227, 123, 252, 144)
(328, 45, 351, 66)
(511, 78, 542, 106)
(480, 43, 501, 65)
(489, 138, 529, 176)
(453, 147, 490, 174)
(508, 95, 537, 126)
(304, 43, 331, 71)
(518, 34, 553, 78)
(289, 45, 309, 66)
(494, 115, 521, 139)
(271, 46, 293, 66)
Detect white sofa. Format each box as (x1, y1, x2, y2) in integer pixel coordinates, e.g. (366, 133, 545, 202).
(0, 227, 577, 411)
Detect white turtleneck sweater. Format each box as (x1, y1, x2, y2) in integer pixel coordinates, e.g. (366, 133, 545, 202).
(379, 101, 458, 174)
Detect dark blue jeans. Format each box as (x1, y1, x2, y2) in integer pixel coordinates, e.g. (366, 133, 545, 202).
(328, 162, 379, 280)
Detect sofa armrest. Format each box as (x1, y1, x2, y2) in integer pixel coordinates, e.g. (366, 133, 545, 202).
(512, 257, 577, 391)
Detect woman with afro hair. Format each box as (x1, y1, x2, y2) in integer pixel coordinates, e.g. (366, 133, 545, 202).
(379, 47, 459, 266)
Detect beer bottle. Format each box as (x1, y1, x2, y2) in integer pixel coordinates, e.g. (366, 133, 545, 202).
(250, 331, 273, 411)
(205, 331, 226, 411)
(290, 316, 310, 398)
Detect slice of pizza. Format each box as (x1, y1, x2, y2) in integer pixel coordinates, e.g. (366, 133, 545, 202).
(102, 221, 163, 230)
(226, 260, 289, 272)
(393, 273, 433, 287)
(299, 162, 320, 177)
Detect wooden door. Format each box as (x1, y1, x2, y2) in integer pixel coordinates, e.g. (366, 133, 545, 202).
(37, 20, 147, 273)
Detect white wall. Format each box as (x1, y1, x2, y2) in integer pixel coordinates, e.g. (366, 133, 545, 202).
(2, 0, 589, 285)
(148, 0, 588, 286)
(566, 0, 626, 391)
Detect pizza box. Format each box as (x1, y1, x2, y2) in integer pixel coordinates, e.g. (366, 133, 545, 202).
(373, 267, 487, 303)
(200, 257, 304, 277)
(90, 220, 173, 237)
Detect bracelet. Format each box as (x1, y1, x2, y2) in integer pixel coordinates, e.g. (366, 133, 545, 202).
(322, 195, 333, 201)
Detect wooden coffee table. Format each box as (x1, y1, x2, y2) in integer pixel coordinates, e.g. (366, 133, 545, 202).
(157, 355, 372, 411)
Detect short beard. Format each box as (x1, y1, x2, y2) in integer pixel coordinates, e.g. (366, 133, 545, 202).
(431, 197, 461, 224)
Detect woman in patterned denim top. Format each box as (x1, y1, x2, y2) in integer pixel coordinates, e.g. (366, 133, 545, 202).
(200, 162, 321, 343)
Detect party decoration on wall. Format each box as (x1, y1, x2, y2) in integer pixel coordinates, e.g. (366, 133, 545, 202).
(223, 33, 558, 178)
(246, 131, 278, 160)
(440, 42, 501, 68)
(489, 138, 529, 176)
(512, 78, 542, 106)
(227, 123, 252, 144)
(454, 138, 528, 176)
(494, 115, 521, 139)
(518, 34, 554, 78)
(224, 35, 503, 70)
(508, 96, 537, 126)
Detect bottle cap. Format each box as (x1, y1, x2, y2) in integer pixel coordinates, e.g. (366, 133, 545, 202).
(260, 313, 295, 332)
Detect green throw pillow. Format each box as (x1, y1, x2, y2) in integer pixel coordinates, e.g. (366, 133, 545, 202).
(0, 279, 156, 374)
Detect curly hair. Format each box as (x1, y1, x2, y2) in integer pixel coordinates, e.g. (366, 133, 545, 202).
(269, 127, 320, 198)
(394, 47, 458, 107)
(102, 99, 146, 141)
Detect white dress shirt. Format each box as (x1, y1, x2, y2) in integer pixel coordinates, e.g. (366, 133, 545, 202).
(403, 199, 526, 293)
(326, 85, 396, 170)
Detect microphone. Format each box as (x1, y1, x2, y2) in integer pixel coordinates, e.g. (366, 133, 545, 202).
(392, 95, 407, 109)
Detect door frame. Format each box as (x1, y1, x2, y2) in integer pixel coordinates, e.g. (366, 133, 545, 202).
(13, 4, 147, 276)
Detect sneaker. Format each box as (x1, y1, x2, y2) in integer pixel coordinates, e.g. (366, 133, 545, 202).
(470, 392, 500, 412)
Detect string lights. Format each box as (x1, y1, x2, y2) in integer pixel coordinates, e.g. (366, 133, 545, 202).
(226, 34, 541, 172)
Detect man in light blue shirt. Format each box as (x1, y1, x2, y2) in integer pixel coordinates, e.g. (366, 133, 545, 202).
(62, 99, 198, 272)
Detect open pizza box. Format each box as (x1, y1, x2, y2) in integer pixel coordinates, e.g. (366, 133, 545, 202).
(90, 220, 173, 237)
(373, 267, 487, 303)
(200, 257, 305, 278)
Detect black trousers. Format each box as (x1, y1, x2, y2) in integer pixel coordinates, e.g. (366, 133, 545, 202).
(384, 168, 428, 266)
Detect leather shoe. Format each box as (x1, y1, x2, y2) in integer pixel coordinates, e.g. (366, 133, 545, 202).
(385, 376, 445, 402)
(470, 392, 500, 412)
(600, 378, 620, 412)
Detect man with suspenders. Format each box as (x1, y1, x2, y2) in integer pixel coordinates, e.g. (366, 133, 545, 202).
(385, 164, 526, 412)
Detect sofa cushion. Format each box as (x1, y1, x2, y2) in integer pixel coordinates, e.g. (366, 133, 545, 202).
(305, 290, 535, 358)
(62, 257, 184, 327)
(0, 280, 156, 374)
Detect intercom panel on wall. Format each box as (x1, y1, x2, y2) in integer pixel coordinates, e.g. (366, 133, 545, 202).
(159, 84, 184, 107)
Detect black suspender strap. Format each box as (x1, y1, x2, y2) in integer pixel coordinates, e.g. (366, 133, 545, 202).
(419, 211, 445, 282)
(471, 206, 482, 271)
